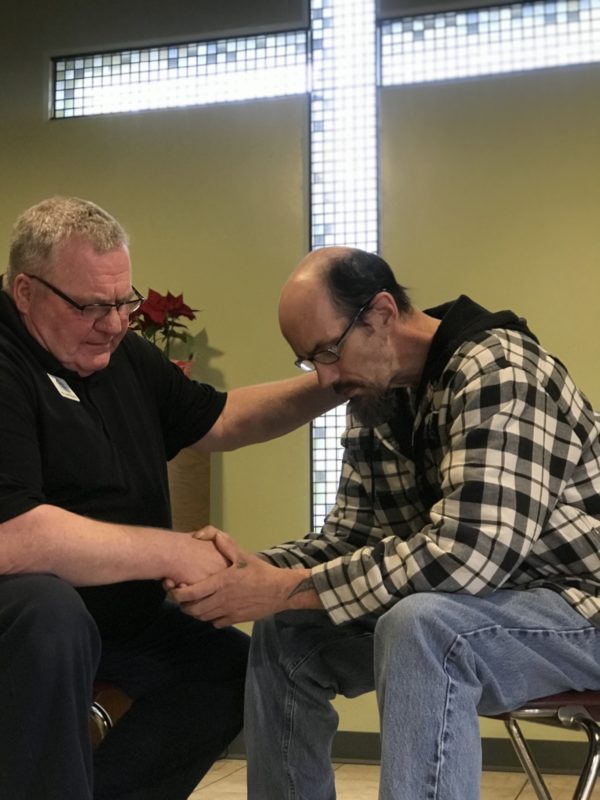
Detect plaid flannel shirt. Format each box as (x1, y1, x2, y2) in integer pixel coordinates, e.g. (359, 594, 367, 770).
(263, 297, 600, 625)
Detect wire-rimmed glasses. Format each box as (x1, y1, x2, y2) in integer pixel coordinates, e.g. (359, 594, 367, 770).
(294, 289, 385, 372)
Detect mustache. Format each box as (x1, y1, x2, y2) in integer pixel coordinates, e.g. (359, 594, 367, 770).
(332, 381, 365, 395)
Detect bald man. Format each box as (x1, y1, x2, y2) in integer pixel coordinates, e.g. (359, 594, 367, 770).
(172, 247, 600, 800)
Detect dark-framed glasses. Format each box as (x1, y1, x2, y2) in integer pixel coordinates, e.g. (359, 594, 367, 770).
(26, 274, 144, 321)
(294, 289, 386, 372)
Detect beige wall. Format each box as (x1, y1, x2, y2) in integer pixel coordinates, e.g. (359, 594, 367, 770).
(380, 65, 600, 406)
(379, 63, 600, 740)
(0, 0, 313, 550)
(2, 0, 599, 744)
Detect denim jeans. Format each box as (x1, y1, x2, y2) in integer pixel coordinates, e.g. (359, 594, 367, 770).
(245, 588, 600, 800)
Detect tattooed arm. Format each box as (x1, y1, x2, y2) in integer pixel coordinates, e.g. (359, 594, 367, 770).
(166, 526, 323, 627)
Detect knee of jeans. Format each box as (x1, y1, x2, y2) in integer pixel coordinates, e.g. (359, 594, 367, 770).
(2, 574, 100, 665)
(375, 593, 451, 646)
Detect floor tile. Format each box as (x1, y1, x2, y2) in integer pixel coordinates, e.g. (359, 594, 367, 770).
(518, 772, 600, 799)
(194, 757, 245, 785)
(189, 759, 600, 799)
(189, 760, 247, 798)
(335, 763, 380, 799)
(480, 770, 527, 800)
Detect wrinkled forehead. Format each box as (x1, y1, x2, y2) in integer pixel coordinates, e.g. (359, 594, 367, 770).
(48, 236, 133, 295)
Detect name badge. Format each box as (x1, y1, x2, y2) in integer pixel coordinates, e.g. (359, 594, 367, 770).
(47, 373, 80, 402)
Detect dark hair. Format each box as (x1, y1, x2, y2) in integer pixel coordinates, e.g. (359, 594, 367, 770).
(324, 249, 411, 321)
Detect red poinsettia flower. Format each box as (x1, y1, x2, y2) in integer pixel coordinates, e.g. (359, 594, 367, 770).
(130, 289, 198, 358)
(141, 290, 196, 325)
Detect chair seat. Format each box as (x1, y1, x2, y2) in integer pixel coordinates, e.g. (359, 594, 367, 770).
(497, 691, 600, 719)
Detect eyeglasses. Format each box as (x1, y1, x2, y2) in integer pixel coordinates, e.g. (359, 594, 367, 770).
(294, 290, 385, 372)
(26, 274, 144, 321)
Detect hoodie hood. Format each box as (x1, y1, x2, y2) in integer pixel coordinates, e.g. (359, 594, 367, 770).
(415, 294, 537, 406)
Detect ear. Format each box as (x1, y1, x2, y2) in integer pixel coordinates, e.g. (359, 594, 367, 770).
(12, 273, 33, 314)
(370, 291, 398, 327)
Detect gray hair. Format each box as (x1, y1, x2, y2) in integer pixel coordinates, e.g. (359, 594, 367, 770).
(5, 196, 129, 291)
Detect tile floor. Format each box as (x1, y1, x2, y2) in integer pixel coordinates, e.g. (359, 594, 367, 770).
(189, 758, 600, 798)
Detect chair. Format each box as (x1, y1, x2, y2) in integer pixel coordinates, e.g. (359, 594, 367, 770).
(90, 682, 132, 747)
(90, 697, 113, 742)
(492, 691, 600, 800)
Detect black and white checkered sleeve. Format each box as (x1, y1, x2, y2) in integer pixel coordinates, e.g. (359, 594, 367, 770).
(311, 362, 585, 624)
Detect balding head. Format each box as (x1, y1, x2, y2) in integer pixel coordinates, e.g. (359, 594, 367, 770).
(279, 246, 352, 331)
(279, 246, 410, 338)
(286, 246, 356, 287)
(279, 247, 438, 395)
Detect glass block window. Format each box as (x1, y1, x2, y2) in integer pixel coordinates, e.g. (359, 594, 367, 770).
(310, 0, 378, 250)
(53, 31, 308, 118)
(309, 0, 378, 525)
(311, 409, 349, 523)
(381, 0, 600, 86)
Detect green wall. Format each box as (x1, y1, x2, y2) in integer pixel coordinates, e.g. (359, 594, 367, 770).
(380, 63, 600, 741)
(381, 64, 600, 408)
(0, 0, 313, 553)
(2, 0, 600, 745)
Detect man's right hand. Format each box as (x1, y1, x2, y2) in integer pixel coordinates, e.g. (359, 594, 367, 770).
(169, 532, 229, 587)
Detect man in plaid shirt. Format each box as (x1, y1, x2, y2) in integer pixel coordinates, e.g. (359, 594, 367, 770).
(172, 247, 600, 799)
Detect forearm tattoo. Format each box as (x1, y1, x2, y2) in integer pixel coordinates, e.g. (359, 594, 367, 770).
(288, 576, 315, 598)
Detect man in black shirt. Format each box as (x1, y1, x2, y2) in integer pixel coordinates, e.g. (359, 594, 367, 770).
(0, 196, 337, 800)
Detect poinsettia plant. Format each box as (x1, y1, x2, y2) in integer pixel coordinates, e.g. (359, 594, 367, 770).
(129, 289, 198, 359)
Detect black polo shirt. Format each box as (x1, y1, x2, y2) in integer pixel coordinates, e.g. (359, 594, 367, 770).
(0, 290, 226, 637)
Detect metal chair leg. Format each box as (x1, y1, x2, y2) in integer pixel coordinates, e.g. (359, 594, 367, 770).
(90, 700, 113, 742)
(557, 707, 600, 800)
(504, 717, 552, 800)
(503, 705, 600, 800)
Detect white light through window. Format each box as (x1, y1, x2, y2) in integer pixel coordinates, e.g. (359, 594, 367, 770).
(309, 0, 378, 525)
(381, 0, 600, 86)
(53, 32, 308, 118)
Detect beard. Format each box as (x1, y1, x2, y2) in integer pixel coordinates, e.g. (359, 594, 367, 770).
(346, 386, 399, 427)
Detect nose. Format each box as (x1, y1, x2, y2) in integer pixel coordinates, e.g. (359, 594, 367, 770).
(95, 307, 126, 334)
(314, 361, 340, 389)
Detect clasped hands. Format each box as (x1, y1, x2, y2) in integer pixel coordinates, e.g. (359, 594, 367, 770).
(165, 525, 314, 628)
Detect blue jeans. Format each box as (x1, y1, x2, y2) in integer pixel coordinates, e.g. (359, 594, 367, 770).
(245, 588, 600, 799)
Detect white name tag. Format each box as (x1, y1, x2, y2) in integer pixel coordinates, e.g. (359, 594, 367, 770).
(47, 373, 80, 402)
